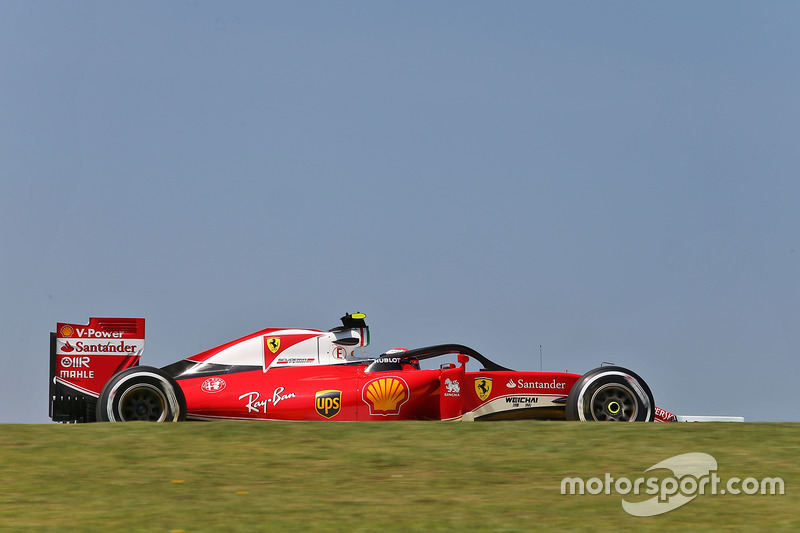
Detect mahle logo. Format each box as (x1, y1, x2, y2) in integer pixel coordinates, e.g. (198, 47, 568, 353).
(561, 452, 785, 516)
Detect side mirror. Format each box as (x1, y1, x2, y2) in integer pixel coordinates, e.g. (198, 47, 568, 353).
(457, 354, 470, 365)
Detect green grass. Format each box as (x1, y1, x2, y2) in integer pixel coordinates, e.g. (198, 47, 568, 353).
(1, 422, 797, 531)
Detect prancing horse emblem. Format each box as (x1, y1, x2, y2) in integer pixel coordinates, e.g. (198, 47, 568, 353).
(475, 377, 492, 401)
(266, 337, 281, 354)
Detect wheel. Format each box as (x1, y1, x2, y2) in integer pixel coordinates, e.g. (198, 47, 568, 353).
(96, 366, 187, 422)
(566, 366, 654, 422)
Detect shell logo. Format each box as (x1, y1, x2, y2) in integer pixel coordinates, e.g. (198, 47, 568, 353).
(60, 325, 74, 338)
(362, 377, 409, 416)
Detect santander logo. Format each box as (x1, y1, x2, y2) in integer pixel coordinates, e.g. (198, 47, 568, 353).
(507, 378, 566, 390)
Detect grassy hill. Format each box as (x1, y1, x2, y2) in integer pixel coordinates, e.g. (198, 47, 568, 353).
(1, 422, 797, 531)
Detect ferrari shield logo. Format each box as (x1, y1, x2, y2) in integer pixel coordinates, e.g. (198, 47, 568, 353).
(475, 377, 492, 401)
(266, 337, 281, 354)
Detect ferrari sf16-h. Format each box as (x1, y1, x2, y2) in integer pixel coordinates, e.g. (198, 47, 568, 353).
(49, 313, 742, 424)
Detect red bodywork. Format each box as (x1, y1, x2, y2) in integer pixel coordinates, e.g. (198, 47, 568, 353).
(177, 364, 581, 421)
(50, 318, 144, 421)
(50, 315, 679, 423)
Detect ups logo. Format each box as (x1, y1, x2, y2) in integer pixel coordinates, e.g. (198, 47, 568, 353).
(315, 390, 342, 419)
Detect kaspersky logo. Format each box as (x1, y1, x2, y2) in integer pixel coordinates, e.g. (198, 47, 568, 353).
(362, 377, 409, 416)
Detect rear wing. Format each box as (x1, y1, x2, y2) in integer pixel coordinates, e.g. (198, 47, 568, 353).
(49, 318, 145, 422)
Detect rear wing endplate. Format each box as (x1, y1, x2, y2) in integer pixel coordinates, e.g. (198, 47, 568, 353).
(49, 318, 145, 423)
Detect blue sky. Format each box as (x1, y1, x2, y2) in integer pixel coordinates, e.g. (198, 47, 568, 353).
(2, 2, 798, 422)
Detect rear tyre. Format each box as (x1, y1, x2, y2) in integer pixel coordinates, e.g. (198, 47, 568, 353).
(566, 366, 654, 422)
(96, 366, 187, 422)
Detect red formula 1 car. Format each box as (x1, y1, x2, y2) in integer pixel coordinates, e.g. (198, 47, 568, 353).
(49, 313, 742, 423)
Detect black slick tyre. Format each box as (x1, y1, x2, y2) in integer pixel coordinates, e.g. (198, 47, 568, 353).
(566, 366, 654, 422)
(96, 366, 187, 422)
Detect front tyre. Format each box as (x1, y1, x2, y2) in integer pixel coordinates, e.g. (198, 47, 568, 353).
(566, 366, 654, 422)
(96, 366, 187, 422)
